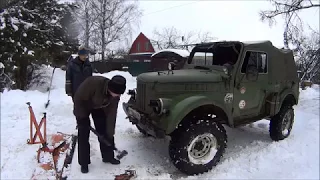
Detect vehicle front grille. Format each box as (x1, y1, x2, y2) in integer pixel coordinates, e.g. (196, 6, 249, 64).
(137, 82, 146, 111)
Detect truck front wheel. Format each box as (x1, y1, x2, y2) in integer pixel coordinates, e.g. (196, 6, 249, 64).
(169, 119, 227, 175)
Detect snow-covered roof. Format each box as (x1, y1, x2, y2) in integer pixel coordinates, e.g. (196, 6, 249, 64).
(151, 49, 190, 58)
(129, 52, 154, 55)
(0, 62, 5, 68)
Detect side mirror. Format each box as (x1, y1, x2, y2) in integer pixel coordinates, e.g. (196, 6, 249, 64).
(246, 65, 258, 81)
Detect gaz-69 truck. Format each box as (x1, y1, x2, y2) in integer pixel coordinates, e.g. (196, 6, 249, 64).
(122, 40, 300, 175)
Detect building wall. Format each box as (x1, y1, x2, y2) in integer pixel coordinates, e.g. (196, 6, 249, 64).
(129, 32, 155, 54)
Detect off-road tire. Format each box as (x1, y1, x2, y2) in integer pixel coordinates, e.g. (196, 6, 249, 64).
(269, 104, 295, 141)
(136, 125, 151, 136)
(169, 119, 227, 175)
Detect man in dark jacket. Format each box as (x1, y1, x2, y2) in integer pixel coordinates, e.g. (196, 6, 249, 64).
(65, 46, 93, 99)
(73, 75, 126, 173)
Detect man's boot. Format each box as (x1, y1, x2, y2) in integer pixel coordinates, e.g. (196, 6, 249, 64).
(102, 157, 120, 165)
(81, 165, 89, 173)
(101, 141, 120, 164)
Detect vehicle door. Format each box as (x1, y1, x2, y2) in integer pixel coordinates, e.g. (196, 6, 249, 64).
(233, 50, 269, 120)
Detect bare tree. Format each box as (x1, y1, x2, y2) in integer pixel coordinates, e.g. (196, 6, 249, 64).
(151, 26, 216, 51)
(259, 0, 320, 48)
(90, 0, 142, 61)
(151, 27, 185, 50)
(72, 0, 98, 47)
(197, 30, 216, 43)
(260, 0, 320, 83)
(295, 32, 320, 82)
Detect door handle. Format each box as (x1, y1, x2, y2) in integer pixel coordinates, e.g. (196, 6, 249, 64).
(236, 83, 241, 90)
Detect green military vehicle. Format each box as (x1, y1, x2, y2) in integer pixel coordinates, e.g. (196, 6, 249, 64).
(122, 40, 300, 175)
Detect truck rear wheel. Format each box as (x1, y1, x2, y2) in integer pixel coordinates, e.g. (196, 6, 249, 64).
(169, 119, 227, 175)
(269, 104, 295, 141)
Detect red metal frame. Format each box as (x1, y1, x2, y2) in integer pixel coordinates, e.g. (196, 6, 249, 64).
(26, 102, 47, 145)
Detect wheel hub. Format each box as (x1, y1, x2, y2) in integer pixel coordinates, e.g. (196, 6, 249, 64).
(194, 141, 205, 151)
(281, 110, 293, 136)
(188, 133, 218, 165)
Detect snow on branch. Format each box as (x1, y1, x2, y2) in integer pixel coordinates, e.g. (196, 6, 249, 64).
(151, 26, 216, 51)
(259, 0, 320, 49)
(294, 31, 320, 82)
(260, 0, 319, 20)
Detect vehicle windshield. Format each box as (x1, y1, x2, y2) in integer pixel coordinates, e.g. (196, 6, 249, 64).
(188, 42, 242, 67)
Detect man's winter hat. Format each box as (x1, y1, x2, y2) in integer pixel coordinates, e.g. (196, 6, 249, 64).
(78, 45, 88, 55)
(108, 75, 126, 95)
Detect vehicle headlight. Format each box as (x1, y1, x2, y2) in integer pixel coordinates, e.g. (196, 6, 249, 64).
(149, 98, 171, 115)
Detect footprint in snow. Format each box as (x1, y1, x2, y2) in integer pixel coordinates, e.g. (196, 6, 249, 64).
(257, 123, 268, 129)
(125, 127, 135, 134)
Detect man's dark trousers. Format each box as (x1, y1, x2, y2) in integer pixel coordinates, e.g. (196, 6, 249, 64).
(77, 108, 114, 165)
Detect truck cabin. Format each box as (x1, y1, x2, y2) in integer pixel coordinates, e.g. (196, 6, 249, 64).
(187, 41, 242, 68)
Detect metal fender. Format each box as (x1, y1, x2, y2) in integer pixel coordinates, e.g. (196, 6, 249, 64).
(276, 88, 298, 114)
(165, 96, 229, 134)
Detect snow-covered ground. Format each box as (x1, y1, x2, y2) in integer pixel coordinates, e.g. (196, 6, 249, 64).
(1, 67, 319, 179)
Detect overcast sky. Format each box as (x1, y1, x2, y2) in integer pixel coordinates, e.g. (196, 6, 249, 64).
(131, 0, 319, 48)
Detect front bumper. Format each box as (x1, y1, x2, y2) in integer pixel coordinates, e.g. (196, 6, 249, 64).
(122, 102, 166, 138)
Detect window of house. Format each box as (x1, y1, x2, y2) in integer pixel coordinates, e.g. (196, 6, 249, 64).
(241, 51, 268, 73)
(137, 43, 140, 52)
(145, 42, 149, 51)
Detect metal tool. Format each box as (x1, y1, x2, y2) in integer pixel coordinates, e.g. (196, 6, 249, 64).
(45, 67, 56, 108)
(89, 126, 128, 160)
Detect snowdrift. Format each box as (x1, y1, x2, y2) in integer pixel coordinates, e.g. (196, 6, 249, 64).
(1, 66, 319, 179)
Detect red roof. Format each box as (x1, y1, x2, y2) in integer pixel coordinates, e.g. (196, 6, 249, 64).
(129, 32, 155, 55)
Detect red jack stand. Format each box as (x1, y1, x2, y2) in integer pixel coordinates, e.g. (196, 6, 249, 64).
(27, 102, 71, 180)
(26, 102, 47, 145)
(115, 170, 137, 180)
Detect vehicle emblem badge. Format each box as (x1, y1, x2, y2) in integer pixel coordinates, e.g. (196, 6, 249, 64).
(240, 87, 246, 94)
(239, 100, 246, 109)
(224, 93, 233, 103)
